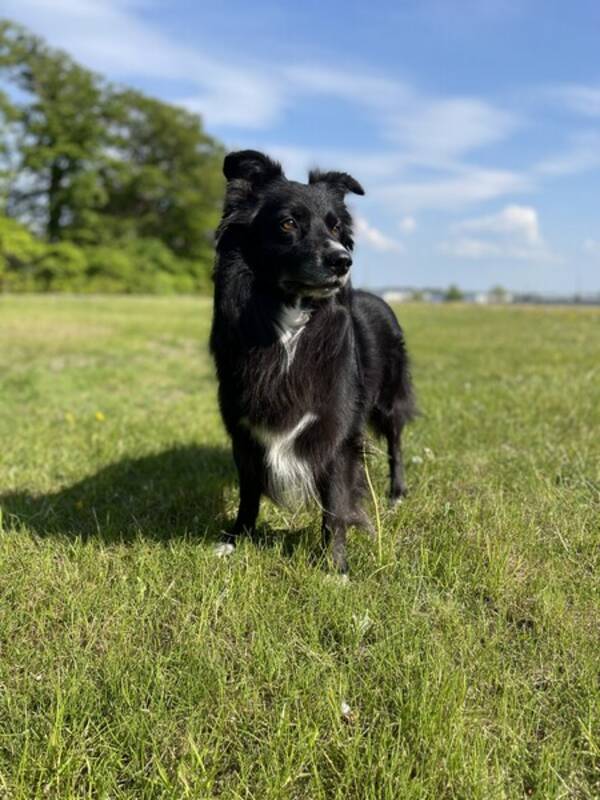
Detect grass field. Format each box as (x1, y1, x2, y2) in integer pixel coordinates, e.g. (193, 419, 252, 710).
(0, 295, 598, 799)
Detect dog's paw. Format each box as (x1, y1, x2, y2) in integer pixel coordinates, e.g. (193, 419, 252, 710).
(390, 487, 408, 507)
(324, 572, 350, 586)
(214, 542, 235, 558)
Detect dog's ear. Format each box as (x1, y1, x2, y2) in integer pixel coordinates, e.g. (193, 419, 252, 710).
(308, 169, 365, 197)
(223, 150, 284, 188)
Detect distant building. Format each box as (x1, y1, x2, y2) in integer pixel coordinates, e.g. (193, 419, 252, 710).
(471, 290, 514, 304)
(379, 287, 445, 303)
(382, 289, 412, 303)
(371, 286, 599, 306)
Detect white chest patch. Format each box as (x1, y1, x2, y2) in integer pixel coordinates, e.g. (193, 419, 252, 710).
(275, 303, 311, 370)
(248, 412, 318, 507)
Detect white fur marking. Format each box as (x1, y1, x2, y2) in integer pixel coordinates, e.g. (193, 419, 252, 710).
(214, 542, 235, 558)
(249, 412, 318, 507)
(276, 302, 311, 370)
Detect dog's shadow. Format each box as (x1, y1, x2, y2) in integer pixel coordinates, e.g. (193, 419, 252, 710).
(0, 445, 235, 544)
(0, 445, 315, 555)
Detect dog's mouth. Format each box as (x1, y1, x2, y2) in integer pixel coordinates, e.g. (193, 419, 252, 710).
(280, 277, 345, 299)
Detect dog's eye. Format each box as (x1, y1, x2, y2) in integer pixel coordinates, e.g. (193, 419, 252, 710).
(331, 221, 342, 236)
(280, 218, 297, 232)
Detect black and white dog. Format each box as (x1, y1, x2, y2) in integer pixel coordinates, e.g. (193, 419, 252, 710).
(210, 150, 416, 573)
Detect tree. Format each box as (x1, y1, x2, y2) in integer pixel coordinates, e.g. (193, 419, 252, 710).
(100, 88, 224, 261)
(0, 65, 20, 212)
(489, 285, 508, 303)
(35, 241, 88, 290)
(0, 19, 226, 292)
(444, 284, 464, 302)
(0, 21, 110, 241)
(0, 213, 43, 290)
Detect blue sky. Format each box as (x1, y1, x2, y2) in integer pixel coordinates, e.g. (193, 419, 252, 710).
(4, 0, 600, 293)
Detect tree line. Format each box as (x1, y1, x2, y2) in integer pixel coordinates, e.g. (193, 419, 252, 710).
(0, 20, 225, 293)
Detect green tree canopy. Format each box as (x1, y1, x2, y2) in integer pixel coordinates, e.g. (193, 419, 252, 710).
(489, 285, 508, 303)
(0, 19, 225, 292)
(0, 20, 110, 240)
(444, 284, 464, 302)
(100, 88, 224, 261)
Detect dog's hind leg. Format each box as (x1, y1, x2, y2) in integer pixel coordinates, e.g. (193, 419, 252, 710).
(386, 415, 408, 505)
(371, 406, 408, 505)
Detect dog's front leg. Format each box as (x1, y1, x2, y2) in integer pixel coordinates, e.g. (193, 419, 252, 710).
(219, 439, 262, 550)
(228, 463, 261, 543)
(320, 471, 350, 574)
(322, 514, 348, 574)
(216, 469, 260, 557)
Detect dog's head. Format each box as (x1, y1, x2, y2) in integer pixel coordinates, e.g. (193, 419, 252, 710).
(217, 150, 364, 299)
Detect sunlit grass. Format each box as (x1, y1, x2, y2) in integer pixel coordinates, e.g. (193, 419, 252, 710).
(0, 295, 598, 798)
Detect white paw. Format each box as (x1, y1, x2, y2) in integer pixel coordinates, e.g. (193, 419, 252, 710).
(340, 700, 357, 723)
(214, 542, 235, 558)
(324, 573, 350, 586)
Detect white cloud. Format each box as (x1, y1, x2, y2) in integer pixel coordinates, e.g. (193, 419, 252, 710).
(439, 238, 500, 259)
(385, 98, 518, 160)
(8, 0, 600, 241)
(377, 167, 531, 213)
(535, 132, 600, 177)
(253, 144, 397, 184)
(440, 205, 555, 261)
(285, 70, 519, 162)
(179, 79, 283, 129)
(283, 65, 409, 112)
(583, 238, 600, 256)
(355, 217, 404, 254)
(3, 0, 287, 128)
(3, 0, 522, 157)
(456, 204, 541, 244)
(550, 84, 600, 117)
(399, 216, 417, 233)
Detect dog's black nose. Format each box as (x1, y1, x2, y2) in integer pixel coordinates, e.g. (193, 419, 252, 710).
(327, 251, 352, 276)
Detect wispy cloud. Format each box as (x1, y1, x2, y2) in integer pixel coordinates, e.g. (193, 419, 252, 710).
(3, 0, 287, 128)
(3, 0, 597, 288)
(283, 65, 408, 112)
(583, 238, 600, 256)
(549, 84, 600, 117)
(256, 145, 533, 216)
(456, 205, 542, 244)
(440, 205, 555, 261)
(355, 216, 404, 254)
(399, 216, 417, 234)
(535, 131, 600, 177)
(377, 167, 531, 213)
(384, 97, 519, 160)
(284, 69, 520, 164)
(4, 0, 523, 156)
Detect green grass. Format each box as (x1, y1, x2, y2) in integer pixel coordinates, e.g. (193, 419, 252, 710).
(0, 295, 598, 799)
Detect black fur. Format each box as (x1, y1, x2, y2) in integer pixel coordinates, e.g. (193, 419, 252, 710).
(210, 150, 416, 573)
